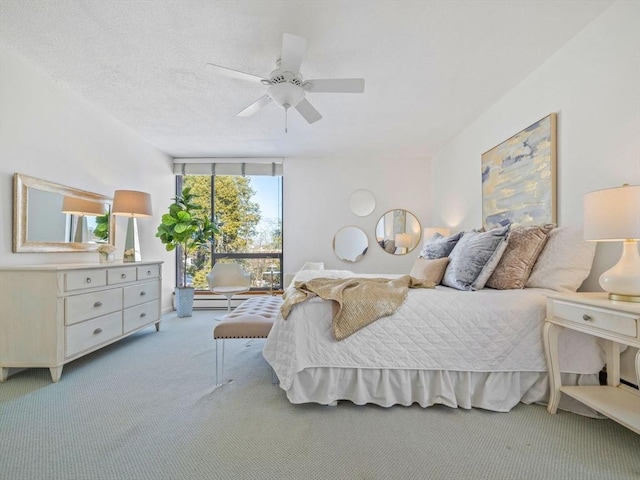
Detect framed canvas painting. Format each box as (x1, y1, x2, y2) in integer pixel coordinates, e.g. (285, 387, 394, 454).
(481, 113, 557, 229)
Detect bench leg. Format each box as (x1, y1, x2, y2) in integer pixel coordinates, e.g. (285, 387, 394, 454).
(215, 338, 225, 386)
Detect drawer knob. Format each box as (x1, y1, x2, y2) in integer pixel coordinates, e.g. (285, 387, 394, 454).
(94, 301, 103, 308)
(147, 270, 152, 276)
(140, 291, 146, 296)
(93, 328, 103, 335)
(140, 312, 146, 318)
(86, 278, 92, 284)
(121, 273, 127, 279)
(582, 314, 592, 321)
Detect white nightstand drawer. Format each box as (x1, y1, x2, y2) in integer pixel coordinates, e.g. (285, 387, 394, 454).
(123, 300, 159, 334)
(64, 269, 107, 292)
(554, 300, 638, 338)
(123, 281, 159, 308)
(65, 312, 123, 357)
(65, 289, 123, 325)
(107, 267, 137, 285)
(137, 265, 160, 280)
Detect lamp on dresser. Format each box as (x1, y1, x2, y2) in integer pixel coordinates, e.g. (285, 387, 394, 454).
(583, 184, 640, 302)
(61, 196, 106, 243)
(112, 190, 152, 262)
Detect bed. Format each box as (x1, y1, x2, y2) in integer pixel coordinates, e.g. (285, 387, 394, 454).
(263, 226, 603, 414)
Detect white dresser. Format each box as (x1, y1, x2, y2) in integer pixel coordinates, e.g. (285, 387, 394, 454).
(0, 261, 162, 382)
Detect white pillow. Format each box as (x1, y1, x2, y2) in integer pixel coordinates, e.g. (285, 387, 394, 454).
(525, 226, 596, 292)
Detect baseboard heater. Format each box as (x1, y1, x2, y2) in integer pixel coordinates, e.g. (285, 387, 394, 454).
(172, 293, 255, 311)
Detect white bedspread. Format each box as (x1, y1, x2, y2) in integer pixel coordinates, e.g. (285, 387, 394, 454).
(263, 272, 603, 391)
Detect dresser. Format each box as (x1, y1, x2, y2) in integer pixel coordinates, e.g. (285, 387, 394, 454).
(0, 261, 162, 382)
(543, 292, 640, 434)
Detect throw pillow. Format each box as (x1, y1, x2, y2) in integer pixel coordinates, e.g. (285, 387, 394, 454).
(409, 257, 450, 285)
(441, 225, 510, 291)
(419, 232, 463, 259)
(525, 226, 597, 292)
(486, 224, 555, 289)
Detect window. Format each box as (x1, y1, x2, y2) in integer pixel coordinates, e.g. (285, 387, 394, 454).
(174, 160, 283, 293)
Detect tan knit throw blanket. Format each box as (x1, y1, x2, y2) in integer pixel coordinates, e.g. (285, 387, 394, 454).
(281, 275, 435, 340)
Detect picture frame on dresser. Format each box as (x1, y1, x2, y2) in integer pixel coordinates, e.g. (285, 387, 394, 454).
(0, 261, 163, 382)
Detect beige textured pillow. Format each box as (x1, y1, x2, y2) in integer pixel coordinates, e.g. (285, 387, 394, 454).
(486, 224, 555, 290)
(410, 257, 450, 285)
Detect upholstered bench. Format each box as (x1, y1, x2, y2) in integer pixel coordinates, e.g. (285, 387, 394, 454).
(213, 295, 283, 386)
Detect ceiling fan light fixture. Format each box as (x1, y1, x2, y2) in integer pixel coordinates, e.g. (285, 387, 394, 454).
(267, 82, 305, 109)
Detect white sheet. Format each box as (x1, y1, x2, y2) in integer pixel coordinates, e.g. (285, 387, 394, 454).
(263, 271, 605, 412)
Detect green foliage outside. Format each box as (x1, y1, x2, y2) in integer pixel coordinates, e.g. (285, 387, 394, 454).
(94, 209, 110, 242)
(181, 175, 277, 290)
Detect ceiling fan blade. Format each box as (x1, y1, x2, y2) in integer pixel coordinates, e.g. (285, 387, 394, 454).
(280, 33, 307, 73)
(205, 63, 268, 84)
(237, 95, 273, 117)
(303, 78, 365, 93)
(295, 98, 322, 124)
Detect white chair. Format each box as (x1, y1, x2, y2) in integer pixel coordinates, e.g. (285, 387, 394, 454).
(206, 263, 251, 320)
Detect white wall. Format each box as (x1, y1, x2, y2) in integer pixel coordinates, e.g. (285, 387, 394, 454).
(430, 0, 640, 292)
(283, 153, 432, 275)
(0, 48, 176, 310)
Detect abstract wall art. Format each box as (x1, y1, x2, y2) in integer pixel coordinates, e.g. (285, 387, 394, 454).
(481, 113, 557, 229)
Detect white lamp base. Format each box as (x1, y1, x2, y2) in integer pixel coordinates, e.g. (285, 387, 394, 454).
(123, 217, 142, 263)
(599, 240, 640, 303)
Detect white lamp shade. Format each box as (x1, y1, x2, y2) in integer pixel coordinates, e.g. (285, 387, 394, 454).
(423, 227, 451, 242)
(395, 233, 412, 249)
(112, 190, 152, 217)
(61, 196, 105, 216)
(583, 185, 640, 241)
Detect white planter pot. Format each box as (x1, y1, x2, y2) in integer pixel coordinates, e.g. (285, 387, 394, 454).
(175, 286, 195, 317)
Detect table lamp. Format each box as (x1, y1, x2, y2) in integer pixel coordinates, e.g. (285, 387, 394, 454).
(395, 233, 412, 254)
(62, 196, 106, 243)
(423, 227, 451, 244)
(583, 184, 640, 302)
(112, 190, 152, 262)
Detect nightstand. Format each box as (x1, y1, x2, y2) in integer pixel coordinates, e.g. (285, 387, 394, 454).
(543, 292, 640, 434)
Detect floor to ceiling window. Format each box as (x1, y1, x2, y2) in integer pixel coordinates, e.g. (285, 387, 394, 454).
(173, 159, 283, 293)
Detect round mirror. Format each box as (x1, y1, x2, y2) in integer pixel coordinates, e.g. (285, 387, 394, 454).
(375, 209, 422, 255)
(333, 226, 369, 263)
(349, 189, 376, 217)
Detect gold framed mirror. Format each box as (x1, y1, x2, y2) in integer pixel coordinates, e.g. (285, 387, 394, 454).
(375, 209, 421, 255)
(333, 226, 369, 263)
(13, 173, 115, 253)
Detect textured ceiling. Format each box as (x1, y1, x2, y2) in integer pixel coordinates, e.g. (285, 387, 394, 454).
(0, 0, 614, 159)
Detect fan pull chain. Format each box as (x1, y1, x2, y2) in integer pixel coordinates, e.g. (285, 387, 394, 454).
(284, 106, 288, 133)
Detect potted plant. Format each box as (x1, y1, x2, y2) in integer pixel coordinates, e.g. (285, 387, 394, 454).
(156, 187, 218, 317)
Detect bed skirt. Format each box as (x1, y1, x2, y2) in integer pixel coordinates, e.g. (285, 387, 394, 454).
(281, 367, 602, 417)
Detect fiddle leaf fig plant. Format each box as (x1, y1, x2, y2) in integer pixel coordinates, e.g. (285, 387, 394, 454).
(156, 187, 218, 288)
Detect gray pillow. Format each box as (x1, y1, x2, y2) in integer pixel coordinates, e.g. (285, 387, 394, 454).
(419, 232, 463, 259)
(442, 225, 510, 291)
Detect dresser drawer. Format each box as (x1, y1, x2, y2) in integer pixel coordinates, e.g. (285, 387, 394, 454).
(64, 269, 107, 292)
(123, 300, 159, 334)
(553, 300, 638, 338)
(123, 281, 159, 308)
(107, 267, 137, 285)
(65, 288, 123, 325)
(65, 312, 123, 357)
(137, 265, 160, 281)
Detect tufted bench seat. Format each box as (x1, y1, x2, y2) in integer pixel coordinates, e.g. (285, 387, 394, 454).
(213, 295, 283, 386)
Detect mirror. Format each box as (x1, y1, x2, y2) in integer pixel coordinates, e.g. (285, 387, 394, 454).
(333, 226, 369, 263)
(13, 173, 115, 253)
(375, 209, 422, 255)
(349, 189, 376, 217)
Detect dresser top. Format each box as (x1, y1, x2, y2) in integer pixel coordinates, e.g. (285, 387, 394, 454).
(0, 260, 163, 272)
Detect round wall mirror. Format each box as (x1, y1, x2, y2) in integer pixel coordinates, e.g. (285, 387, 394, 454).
(349, 189, 376, 217)
(375, 209, 422, 255)
(333, 226, 369, 263)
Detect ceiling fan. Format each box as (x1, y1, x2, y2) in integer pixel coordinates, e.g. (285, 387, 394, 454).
(206, 33, 365, 131)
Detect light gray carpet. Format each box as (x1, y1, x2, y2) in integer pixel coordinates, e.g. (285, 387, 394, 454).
(1, 310, 638, 480)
